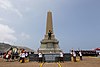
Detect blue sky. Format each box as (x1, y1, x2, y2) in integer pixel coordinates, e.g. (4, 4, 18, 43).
(0, 0, 100, 52)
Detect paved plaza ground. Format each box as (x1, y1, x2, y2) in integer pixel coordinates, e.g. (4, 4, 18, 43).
(0, 57, 100, 67)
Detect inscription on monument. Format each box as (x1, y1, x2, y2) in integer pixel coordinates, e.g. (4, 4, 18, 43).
(44, 54, 60, 62)
(47, 43, 54, 48)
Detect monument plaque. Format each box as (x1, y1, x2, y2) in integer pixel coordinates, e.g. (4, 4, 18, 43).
(44, 54, 60, 62)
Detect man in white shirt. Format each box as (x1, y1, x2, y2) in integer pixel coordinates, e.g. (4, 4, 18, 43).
(38, 52, 42, 62)
(21, 52, 26, 63)
(25, 52, 28, 58)
(20, 49, 26, 63)
(60, 52, 64, 62)
(79, 51, 82, 60)
(73, 51, 76, 62)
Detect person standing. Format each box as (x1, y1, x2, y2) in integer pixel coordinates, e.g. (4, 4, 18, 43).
(79, 51, 82, 60)
(73, 51, 76, 62)
(20, 49, 26, 63)
(60, 52, 64, 62)
(25, 52, 29, 58)
(48, 30, 52, 40)
(38, 52, 42, 62)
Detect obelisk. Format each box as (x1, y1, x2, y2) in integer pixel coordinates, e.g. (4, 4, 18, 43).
(39, 11, 61, 54)
(46, 10, 53, 34)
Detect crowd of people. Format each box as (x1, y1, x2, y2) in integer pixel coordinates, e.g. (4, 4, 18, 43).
(1, 47, 85, 63)
(3, 47, 29, 63)
(70, 50, 82, 62)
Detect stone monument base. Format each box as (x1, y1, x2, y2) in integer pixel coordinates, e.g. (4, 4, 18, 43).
(39, 39, 61, 54)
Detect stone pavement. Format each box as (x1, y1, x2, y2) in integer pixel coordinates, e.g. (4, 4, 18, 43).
(0, 57, 100, 67)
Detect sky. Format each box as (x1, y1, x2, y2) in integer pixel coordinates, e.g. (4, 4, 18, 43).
(0, 0, 100, 52)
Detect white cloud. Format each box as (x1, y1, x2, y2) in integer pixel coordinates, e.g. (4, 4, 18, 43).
(20, 33, 30, 40)
(0, 24, 17, 42)
(0, 0, 22, 18)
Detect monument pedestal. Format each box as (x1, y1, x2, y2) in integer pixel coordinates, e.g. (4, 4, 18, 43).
(39, 39, 61, 54)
